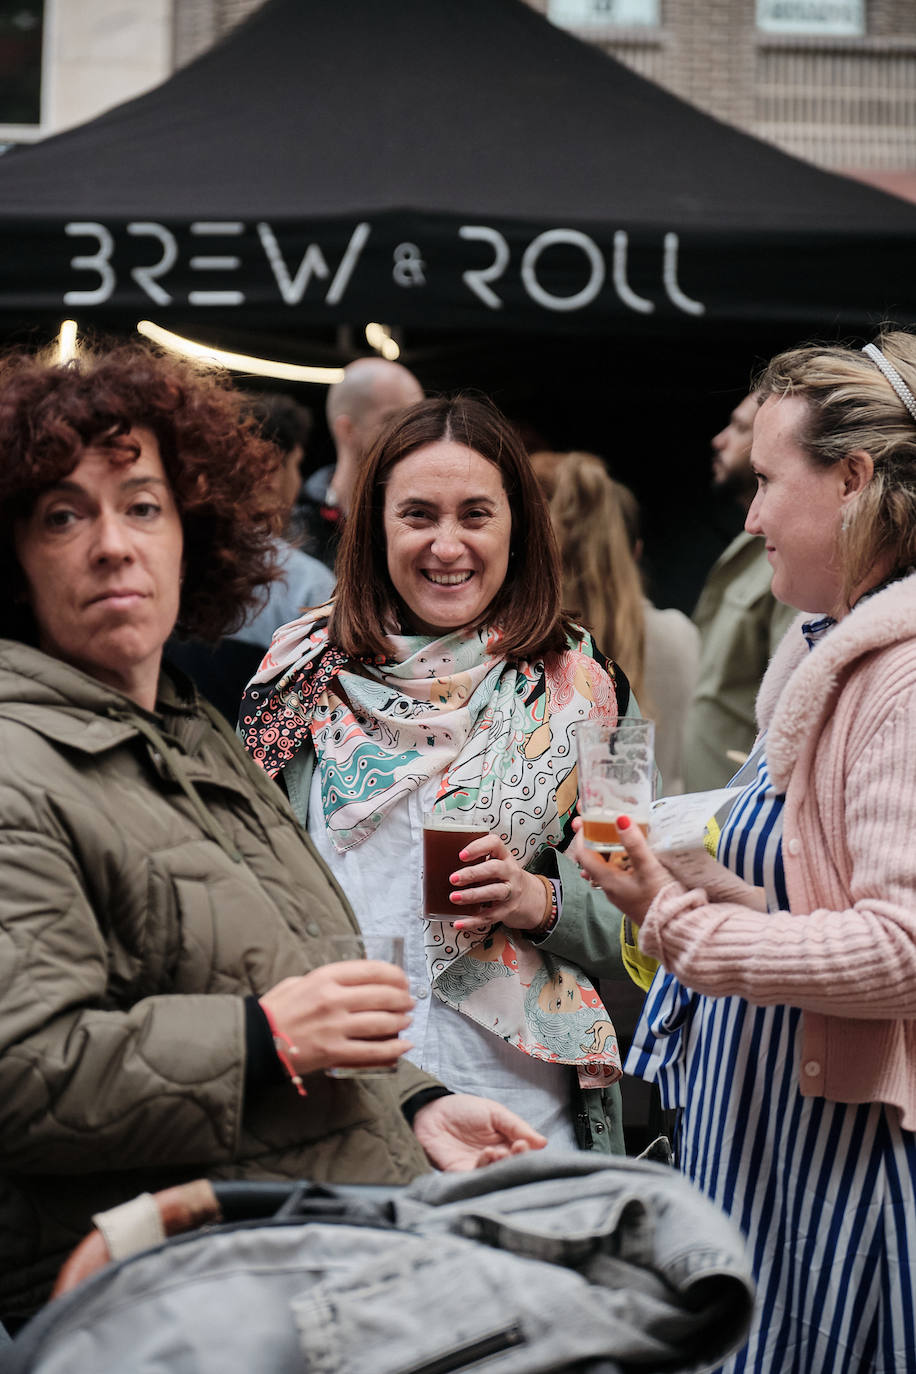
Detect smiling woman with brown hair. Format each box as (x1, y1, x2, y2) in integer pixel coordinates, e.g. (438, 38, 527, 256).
(241, 395, 638, 1152)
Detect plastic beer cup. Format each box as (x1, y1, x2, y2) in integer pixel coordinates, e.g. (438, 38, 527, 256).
(421, 813, 491, 919)
(319, 934, 407, 1078)
(576, 719, 655, 855)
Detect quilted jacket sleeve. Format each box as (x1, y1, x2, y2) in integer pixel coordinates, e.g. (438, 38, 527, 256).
(0, 829, 247, 1174)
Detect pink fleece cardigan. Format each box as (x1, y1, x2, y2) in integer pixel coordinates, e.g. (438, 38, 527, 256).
(639, 575, 916, 1129)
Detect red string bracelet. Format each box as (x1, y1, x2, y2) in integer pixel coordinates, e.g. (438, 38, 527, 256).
(259, 1001, 307, 1098)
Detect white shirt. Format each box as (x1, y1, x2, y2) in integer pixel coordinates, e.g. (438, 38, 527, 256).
(307, 768, 577, 1147)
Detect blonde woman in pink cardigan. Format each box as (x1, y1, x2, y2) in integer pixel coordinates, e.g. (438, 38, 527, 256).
(575, 330, 916, 1374)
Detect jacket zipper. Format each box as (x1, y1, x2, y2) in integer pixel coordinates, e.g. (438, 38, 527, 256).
(398, 1321, 525, 1374)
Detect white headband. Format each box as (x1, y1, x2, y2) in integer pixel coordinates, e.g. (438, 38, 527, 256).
(862, 343, 916, 423)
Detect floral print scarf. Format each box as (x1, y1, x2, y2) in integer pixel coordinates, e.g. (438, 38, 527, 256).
(240, 611, 624, 1086)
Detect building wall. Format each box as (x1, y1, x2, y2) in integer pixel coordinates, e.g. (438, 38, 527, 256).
(528, 0, 916, 195)
(0, 0, 174, 143)
(172, 0, 265, 70)
(0, 0, 264, 145)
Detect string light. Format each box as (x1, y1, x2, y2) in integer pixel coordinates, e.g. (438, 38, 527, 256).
(57, 319, 78, 363)
(365, 322, 400, 361)
(136, 321, 345, 385)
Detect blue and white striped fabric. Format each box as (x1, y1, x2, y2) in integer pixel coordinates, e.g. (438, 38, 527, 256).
(626, 736, 916, 1372)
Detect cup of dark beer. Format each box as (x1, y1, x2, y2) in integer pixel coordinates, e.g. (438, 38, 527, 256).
(422, 813, 491, 919)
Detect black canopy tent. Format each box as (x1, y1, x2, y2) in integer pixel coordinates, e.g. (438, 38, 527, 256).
(0, 0, 914, 341)
(1, 0, 914, 611)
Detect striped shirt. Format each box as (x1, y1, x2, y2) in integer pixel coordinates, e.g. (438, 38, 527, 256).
(626, 619, 916, 1372)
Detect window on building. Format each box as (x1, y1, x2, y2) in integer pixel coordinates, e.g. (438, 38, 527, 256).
(547, 0, 659, 29)
(0, 1, 44, 126)
(756, 0, 865, 36)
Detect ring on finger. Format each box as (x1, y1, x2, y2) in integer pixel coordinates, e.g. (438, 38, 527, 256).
(503, 881, 512, 902)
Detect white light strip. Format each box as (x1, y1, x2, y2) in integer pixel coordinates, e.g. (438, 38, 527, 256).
(186, 291, 246, 307)
(188, 256, 242, 271)
(136, 320, 345, 385)
(57, 319, 78, 362)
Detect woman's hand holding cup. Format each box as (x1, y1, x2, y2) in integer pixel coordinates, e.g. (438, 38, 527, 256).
(448, 833, 547, 933)
(570, 814, 671, 924)
(260, 940, 414, 1079)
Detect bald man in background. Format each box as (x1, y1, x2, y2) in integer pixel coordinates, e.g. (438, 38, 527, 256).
(327, 357, 423, 514)
(300, 358, 423, 567)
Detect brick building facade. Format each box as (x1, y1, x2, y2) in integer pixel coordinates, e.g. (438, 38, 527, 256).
(527, 0, 916, 198)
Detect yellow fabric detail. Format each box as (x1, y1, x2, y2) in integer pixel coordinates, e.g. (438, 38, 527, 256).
(620, 918, 659, 992)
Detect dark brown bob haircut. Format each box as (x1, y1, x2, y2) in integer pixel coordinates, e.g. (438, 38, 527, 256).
(330, 394, 572, 661)
(0, 338, 282, 644)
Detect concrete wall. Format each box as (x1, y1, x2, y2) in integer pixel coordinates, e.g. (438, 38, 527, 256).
(0, 0, 264, 144)
(0, 0, 173, 142)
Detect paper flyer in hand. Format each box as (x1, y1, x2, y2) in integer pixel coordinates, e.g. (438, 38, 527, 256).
(648, 788, 768, 911)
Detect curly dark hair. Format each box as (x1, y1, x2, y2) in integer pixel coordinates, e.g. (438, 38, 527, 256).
(0, 338, 283, 643)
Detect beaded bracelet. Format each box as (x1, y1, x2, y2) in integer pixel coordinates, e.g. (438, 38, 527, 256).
(531, 874, 559, 940)
(259, 1001, 307, 1097)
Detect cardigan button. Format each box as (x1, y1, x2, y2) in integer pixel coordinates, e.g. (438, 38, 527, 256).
(306, 922, 321, 937)
(803, 1060, 822, 1077)
(787, 838, 801, 856)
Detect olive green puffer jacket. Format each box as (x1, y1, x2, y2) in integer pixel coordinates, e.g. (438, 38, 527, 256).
(0, 642, 432, 1325)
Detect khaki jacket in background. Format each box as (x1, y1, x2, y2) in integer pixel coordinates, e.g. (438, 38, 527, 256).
(683, 531, 797, 793)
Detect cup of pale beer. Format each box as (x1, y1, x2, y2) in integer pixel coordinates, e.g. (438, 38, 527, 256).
(576, 718, 655, 856)
(319, 933, 407, 1078)
(421, 812, 491, 919)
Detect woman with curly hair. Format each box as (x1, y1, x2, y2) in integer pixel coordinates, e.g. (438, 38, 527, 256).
(0, 342, 544, 1331)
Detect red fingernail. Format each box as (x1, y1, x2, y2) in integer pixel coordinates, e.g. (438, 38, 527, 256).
(458, 849, 469, 860)
(617, 815, 631, 830)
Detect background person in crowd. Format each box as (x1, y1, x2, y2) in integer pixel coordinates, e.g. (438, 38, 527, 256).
(613, 478, 700, 797)
(241, 397, 636, 1153)
(168, 392, 334, 720)
(238, 394, 336, 637)
(574, 330, 916, 1373)
(541, 450, 699, 796)
(299, 357, 424, 567)
(0, 345, 545, 1330)
(683, 392, 796, 791)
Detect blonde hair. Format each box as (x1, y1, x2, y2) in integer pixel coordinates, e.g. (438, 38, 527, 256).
(547, 451, 646, 700)
(755, 328, 916, 609)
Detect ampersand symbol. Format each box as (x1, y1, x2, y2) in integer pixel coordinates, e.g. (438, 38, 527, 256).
(392, 243, 426, 287)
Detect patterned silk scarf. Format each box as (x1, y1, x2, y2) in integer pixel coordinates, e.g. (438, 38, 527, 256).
(240, 611, 623, 1087)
